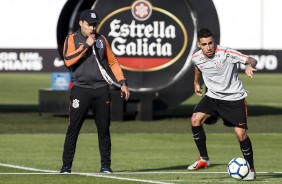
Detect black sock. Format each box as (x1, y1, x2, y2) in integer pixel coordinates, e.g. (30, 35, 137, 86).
(191, 125, 209, 160)
(239, 136, 254, 169)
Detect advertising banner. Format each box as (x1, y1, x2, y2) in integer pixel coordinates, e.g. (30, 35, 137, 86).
(0, 49, 68, 72)
(238, 50, 282, 73)
(1, 49, 280, 73)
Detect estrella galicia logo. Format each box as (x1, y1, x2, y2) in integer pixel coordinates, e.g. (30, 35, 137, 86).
(98, 0, 188, 73)
(131, 0, 153, 21)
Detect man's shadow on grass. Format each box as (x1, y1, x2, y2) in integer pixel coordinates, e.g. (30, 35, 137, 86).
(121, 166, 282, 181)
(153, 104, 282, 120)
(259, 173, 282, 179)
(121, 164, 224, 172)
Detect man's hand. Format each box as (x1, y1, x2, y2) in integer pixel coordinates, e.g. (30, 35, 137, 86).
(195, 83, 203, 97)
(245, 57, 258, 78)
(86, 34, 96, 46)
(245, 65, 257, 78)
(120, 86, 130, 101)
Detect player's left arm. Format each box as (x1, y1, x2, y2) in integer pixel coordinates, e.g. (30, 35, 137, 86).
(103, 35, 130, 100)
(102, 35, 125, 81)
(244, 57, 258, 78)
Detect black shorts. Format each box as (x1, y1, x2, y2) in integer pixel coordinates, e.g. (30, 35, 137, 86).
(194, 95, 248, 129)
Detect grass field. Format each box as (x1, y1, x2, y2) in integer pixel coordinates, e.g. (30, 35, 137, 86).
(0, 132, 282, 183)
(0, 73, 282, 183)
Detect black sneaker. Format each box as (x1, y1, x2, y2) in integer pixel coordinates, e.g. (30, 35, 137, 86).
(60, 166, 71, 174)
(100, 167, 113, 173)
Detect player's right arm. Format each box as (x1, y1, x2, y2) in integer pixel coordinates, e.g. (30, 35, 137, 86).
(63, 34, 89, 67)
(245, 57, 258, 78)
(226, 48, 258, 78)
(194, 66, 203, 97)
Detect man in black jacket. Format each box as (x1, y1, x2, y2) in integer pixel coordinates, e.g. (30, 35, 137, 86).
(60, 9, 130, 174)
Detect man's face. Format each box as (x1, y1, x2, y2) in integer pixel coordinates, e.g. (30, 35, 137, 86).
(197, 36, 215, 58)
(79, 20, 98, 37)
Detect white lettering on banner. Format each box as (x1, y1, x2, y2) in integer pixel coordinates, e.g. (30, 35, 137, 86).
(112, 37, 172, 56)
(19, 52, 40, 60)
(0, 52, 17, 60)
(0, 52, 43, 71)
(108, 19, 175, 56)
(239, 55, 278, 70)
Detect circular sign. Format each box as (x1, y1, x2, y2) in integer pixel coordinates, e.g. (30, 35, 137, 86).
(57, 0, 220, 110)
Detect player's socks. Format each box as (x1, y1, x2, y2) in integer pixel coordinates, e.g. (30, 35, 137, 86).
(191, 125, 209, 160)
(239, 136, 254, 169)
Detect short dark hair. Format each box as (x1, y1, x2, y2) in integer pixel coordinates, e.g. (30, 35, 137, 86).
(197, 28, 213, 40)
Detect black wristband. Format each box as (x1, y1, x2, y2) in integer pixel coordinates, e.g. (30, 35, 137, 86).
(83, 42, 91, 49)
(120, 80, 127, 86)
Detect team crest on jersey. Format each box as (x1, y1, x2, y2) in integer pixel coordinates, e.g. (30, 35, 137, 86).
(96, 39, 104, 49)
(72, 99, 80, 108)
(214, 60, 223, 71)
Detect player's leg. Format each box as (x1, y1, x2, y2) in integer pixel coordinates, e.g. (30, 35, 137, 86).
(61, 86, 91, 173)
(188, 112, 211, 170)
(234, 127, 256, 180)
(191, 112, 210, 159)
(91, 86, 112, 173)
(234, 128, 254, 169)
(219, 98, 255, 180)
(188, 96, 218, 170)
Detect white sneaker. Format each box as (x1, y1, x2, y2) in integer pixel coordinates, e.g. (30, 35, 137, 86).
(243, 171, 256, 180)
(187, 157, 210, 171)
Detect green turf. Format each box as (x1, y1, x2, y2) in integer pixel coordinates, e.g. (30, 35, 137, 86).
(0, 133, 281, 183)
(0, 73, 282, 107)
(0, 113, 282, 134)
(0, 73, 49, 105)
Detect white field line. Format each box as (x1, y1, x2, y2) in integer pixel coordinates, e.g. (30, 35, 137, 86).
(0, 173, 60, 175)
(1, 163, 282, 184)
(1, 171, 281, 175)
(0, 163, 58, 173)
(110, 171, 282, 175)
(78, 172, 175, 184)
(1, 163, 282, 175)
(0, 163, 173, 184)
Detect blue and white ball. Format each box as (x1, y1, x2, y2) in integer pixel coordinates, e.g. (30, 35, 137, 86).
(227, 157, 250, 179)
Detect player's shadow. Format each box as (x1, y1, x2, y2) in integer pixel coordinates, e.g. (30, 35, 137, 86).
(259, 173, 282, 179)
(126, 164, 224, 172)
(153, 104, 282, 120)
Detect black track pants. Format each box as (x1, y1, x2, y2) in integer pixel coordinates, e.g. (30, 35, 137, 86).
(62, 85, 111, 169)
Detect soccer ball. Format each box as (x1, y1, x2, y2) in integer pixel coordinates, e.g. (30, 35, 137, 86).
(227, 157, 250, 179)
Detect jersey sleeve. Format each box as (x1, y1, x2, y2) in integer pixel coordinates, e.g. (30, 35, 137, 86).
(226, 48, 249, 64)
(63, 34, 89, 67)
(102, 35, 126, 82)
(191, 51, 202, 67)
